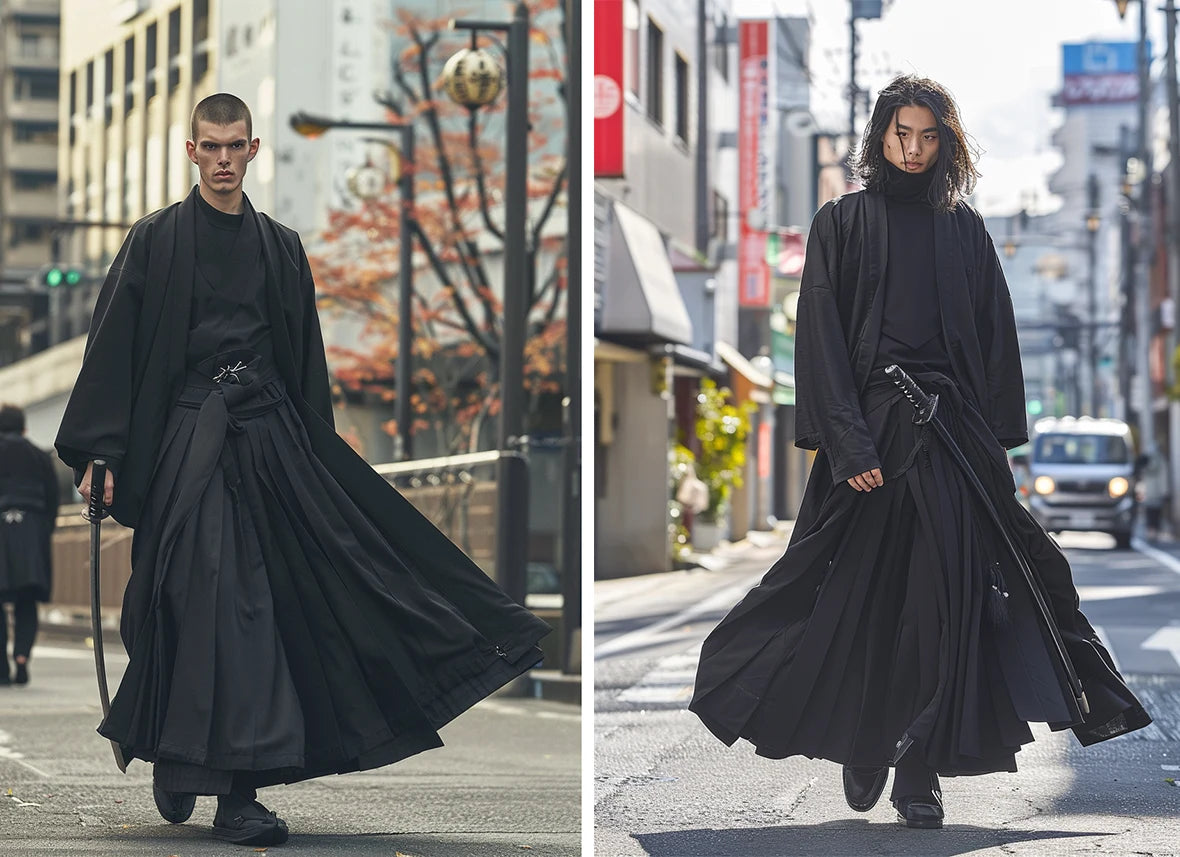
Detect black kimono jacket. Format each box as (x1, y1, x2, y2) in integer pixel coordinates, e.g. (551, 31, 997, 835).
(795, 190, 1028, 483)
(56, 187, 549, 665)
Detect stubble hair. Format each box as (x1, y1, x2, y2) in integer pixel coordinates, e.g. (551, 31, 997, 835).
(852, 74, 982, 213)
(190, 92, 253, 141)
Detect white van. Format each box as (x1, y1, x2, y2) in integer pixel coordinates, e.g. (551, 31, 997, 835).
(1026, 416, 1138, 548)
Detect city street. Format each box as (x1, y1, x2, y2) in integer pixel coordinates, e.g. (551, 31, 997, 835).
(0, 638, 580, 856)
(594, 528, 1180, 856)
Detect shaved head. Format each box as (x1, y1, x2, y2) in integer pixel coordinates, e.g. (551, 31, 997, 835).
(190, 92, 252, 141)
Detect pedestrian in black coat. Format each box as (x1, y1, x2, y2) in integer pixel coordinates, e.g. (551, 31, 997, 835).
(0, 404, 59, 687)
(55, 94, 550, 847)
(689, 75, 1150, 830)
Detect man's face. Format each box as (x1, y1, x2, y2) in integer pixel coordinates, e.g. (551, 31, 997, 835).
(881, 104, 940, 174)
(186, 119, 259, 194)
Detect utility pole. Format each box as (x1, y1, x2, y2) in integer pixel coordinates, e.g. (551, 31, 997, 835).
(1134, 0, 1155, 476)
(1165, 0, 1180, 533)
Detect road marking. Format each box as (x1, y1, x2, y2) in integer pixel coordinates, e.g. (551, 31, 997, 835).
(616, 647, 701, 705)
(22, 645, 127, 663)
(1076, 584, 1168, 601)
(477, 699, 580, 722)
(1091, 624, 1123, 672)
(1131, 537, 1180, 578)
(0, 730, 50, 779)
(1141, 626, 1180, 670)
(594, 571, 764, 661)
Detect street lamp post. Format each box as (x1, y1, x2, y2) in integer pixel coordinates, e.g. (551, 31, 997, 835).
(289, 112, 416, 462)
(446, 2, 532, 609)
(1086, 174, 1101, 415)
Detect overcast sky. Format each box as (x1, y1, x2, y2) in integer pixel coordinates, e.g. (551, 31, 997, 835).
(734, 0, 1167, 215)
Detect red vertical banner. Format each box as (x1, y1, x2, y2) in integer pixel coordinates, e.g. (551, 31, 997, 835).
(738, 20, 770, 307)
(594, 0, 625, 177)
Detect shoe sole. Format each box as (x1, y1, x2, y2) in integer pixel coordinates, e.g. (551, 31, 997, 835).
(153, 787, 196, 824)
(897, 812, 943, 829)
(212, 822, 290, 846)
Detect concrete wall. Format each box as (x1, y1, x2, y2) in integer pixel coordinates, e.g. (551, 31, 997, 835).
(595, 358, 671, 578)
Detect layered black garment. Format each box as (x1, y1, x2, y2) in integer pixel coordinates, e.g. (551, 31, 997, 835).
(690, 174, 1150, 777)
(56, 187, 550, 785)
(0, 432, 59, 603)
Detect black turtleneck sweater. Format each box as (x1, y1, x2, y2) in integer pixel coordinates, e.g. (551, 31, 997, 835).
(188, 190, 273, 366)
(874, 161, 953, 376)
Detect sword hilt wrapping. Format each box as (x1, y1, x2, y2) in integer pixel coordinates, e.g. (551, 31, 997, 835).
(884, 364, 939, 425)
(88, 460, 108, 522)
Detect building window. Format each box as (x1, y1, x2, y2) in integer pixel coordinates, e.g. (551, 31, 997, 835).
(17, 70, 58, 101)
(68, 70, 77, 146)
(13, 172, 56, 192)
(8, 222, 48, 247)
(146, 22, 158, 102)
(193, 0, 210, 80)
(714, 13, 729, 80)
(124, 36, 135, 113)
(104, 49, 115, 125)
(624, 0, 639, 96)
(646, 17, 663, 126)
(85, 60, 95, 112)
(674, 52, 689, 143)
(712, 190, 729, 242)
(168, 7, 181, 93)
(14, 123, 56, 144)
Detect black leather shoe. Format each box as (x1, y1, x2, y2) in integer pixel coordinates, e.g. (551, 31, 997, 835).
(842, 765, 889, 812)
(153, 782, 196, 824)
(895, 792, 944, 829)
(13, 661, 28, 685)
(213, 795, 289, 846)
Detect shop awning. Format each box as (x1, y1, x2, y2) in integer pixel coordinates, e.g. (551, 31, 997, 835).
(597, 202, 693, 345)
(716, 341, 773, 403)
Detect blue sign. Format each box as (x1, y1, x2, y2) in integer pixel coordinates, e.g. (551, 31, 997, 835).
(1063, 42, 1147, 76)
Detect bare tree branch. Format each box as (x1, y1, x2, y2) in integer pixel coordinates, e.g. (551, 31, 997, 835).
(469, 109, 505, 242)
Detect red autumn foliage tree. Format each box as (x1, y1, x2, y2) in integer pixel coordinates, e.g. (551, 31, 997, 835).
(307, 0, 569, 458)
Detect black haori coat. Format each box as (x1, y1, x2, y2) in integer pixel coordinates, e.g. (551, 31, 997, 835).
(0, 433, 59, 602)
(55, 187, 549, 778)
(690, 191, 1150, 775)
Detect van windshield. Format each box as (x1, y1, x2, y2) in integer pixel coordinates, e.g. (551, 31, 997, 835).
(1034, 434, 1130, 465)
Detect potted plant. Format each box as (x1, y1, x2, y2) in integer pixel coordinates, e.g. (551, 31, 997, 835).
(691, 378, 755, 550)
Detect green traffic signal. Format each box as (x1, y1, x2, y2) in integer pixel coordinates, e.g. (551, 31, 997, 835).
(1027, 398, 1044, 416)
(43, 266, 83, 287)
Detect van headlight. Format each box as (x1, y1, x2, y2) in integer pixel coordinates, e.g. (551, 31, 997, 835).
(1109, 476, 1130, 498)
(1034, 476, 1056, 495)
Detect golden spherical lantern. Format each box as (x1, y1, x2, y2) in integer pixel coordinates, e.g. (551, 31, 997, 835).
(442, 48, 504, 108)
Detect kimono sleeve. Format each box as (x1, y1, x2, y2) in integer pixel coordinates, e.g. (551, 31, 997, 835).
(54, 229, 147, 480)
(297, 244, 336, 430)
(794, 202, 882, 483)
(976, 232, 1028, 449)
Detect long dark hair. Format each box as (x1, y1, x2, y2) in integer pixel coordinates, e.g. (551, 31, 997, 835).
(853, 74, 981, 213)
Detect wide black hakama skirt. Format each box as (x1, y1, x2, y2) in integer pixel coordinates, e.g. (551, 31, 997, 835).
(690, 371, 1150, 777)
(100, 353, 545, 786)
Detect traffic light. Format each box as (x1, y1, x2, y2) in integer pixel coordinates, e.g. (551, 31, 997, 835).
(42, 265, 83, 288)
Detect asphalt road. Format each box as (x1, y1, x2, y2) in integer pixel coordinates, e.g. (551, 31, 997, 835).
(594, 528, 1180, 857)
(0, 637, 580, 856)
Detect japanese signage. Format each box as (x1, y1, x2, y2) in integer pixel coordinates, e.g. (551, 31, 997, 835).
(738, 20, 771, 307)
(594, 0, 625, 177)
(1061, 42, 1145, 106)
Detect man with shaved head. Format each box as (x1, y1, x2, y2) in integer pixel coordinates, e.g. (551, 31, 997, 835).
(56, 93, 548, 846)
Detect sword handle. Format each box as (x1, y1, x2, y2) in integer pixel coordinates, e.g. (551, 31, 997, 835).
(87, 460, 107, 522)
(884, 364, 939, 425)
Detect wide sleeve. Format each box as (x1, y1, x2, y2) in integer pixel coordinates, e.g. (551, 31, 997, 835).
(296, 243, 336, 429)
(54, 229, 147, 480)
(794, 203, 882, 483)
(976, 232, 1028, 449)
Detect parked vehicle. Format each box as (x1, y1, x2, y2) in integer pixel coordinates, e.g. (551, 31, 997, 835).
(1023, 416, 1139, 549)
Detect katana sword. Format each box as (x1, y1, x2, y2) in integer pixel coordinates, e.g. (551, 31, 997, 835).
(87, 459, 128, 773)
(883, 364, 1088, 713)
